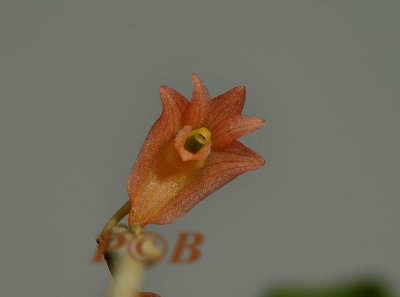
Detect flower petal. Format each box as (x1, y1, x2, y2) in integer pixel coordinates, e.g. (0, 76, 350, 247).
(160, 85, 190, 116)
(130, 140, 207, 225)
(204, 86, 246, 130)
(184, 73, 211, 128)
(144, 141, 265, 225)
(211, 115, 265, 150)
(127, 86, 189, 225)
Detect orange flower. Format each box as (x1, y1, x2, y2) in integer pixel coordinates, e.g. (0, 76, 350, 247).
(127, 74, 265, 226)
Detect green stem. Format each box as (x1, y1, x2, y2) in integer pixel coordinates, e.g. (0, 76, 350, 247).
(100, 200, 131, 236)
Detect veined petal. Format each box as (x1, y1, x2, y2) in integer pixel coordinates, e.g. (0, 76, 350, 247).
(211, 115, 265, 150)
(204, 86, 246, 130)
(127, 87, 189, 225)
(143, 141, 265, 225)
(160, 85, 190, 116)
(184, 73, 211, 128)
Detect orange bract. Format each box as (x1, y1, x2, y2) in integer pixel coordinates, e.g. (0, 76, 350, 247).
(127, 74, 265, 226)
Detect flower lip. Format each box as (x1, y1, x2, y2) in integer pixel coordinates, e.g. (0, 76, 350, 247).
(184, 127, 211, 154)
(174, 126, 212, 162)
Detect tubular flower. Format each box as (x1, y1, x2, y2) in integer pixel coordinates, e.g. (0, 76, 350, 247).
(127, 74, 265, 226)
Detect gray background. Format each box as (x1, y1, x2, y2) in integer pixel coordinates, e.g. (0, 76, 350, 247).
(1, 1, 399, 297)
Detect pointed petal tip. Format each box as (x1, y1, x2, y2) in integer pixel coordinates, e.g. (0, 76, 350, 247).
(248, 154, 266, 171)
(159, 85, 170, 97)
(190, 73, 207, 94)
(229, 85, 246, 99)
(236, 85, 246, 93)
(191, 72, 204, 87)
(246, 115, 266, 132)
(159, 84, 190, 116)
(159, 84, 168, 91)
(185, 73, 211, 127)
(212, 115, 266, 150)
(191, 74, 210, 95)
(258, 155, 266, 168)
(205, 85, 247, 129)
(258, 116, 266, 127)
(159, 84, 180, 96)
(252, 115, 265, 124)
(227, 141, 266, 169)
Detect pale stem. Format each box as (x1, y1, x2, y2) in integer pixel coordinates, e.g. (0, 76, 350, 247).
(107, 224, 145, 297)
(99, 204, 160, 296)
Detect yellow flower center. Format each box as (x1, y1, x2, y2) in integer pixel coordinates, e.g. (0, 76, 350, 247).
(184, 127, 212, 154)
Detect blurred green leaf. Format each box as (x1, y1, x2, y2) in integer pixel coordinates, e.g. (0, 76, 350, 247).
(262, 279, 392, 297)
